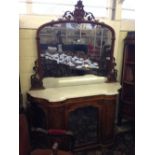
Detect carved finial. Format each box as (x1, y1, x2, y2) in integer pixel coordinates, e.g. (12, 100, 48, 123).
(76, 0, 84, 8)
(73, 0, 85, 21)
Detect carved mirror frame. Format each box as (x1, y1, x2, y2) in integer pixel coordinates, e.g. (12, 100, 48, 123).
(31, 0, 117, 89)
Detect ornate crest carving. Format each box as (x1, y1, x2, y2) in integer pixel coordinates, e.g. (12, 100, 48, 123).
(62, 0, 96, 22)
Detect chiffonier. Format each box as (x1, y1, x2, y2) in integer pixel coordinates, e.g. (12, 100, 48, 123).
(27, 0, 121, 150)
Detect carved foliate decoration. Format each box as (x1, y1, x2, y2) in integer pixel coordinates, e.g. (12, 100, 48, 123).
(107, 57, 117, 82)
(62, 0, 96, 22)
(31, 60, 44, 89)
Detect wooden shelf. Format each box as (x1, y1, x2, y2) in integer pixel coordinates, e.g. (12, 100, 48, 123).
(125, 61, 135, 65)
(121, 99, 134, 105)
(123, 81, 134, 85)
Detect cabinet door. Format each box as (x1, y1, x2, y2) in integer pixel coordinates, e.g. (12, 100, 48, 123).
(66, 100, 101, 148)
(65, 96, 117, 147)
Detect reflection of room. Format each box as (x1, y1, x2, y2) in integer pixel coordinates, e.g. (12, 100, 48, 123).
(19, 0, 135, 154)
(39, 23, 112, 77)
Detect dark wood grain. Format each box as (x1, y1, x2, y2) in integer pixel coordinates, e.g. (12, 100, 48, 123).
(27, 93, 117, 149)
(117, 31, 135, 125)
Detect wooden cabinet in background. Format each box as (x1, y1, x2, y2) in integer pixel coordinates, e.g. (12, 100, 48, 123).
(118, 32, 135, 125)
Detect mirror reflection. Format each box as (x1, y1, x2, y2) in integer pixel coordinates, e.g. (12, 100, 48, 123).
(38, 23, 112, 77)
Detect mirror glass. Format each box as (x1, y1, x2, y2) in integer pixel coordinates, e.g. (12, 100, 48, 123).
(38, 22, 113, 77)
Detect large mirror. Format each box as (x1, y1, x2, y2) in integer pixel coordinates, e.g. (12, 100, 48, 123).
(31, 0, 117, 89)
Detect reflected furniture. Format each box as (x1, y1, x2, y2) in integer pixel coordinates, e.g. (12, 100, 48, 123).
(27, 0, 121, 151)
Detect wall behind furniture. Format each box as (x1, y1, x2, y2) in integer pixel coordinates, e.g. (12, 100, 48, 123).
(19, 14, 134, 106)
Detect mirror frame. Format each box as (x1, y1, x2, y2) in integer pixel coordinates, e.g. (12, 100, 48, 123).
(31, 0, 117, 89)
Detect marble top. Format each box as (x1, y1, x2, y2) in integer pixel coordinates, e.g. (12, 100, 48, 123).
(28, 82, 121, 102)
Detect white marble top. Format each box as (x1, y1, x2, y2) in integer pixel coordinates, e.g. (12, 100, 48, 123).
(28, 82, 121, 102)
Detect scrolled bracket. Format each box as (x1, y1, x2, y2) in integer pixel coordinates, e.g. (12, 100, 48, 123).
(107, 57, 117, 82)
(30, 60, 44, 90)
